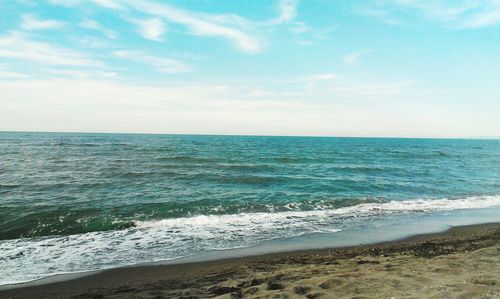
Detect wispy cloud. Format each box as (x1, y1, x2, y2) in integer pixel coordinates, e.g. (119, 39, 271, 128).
(120, 0, 261, 54)
(0, 69, 30, 79)
(46, 0, 81, 7)
(46, 0, 302, 54)
(343, 49, 372, 65)
(201, 0, 300, 28)
(21, 14, 66, 31)
(464, 6, 500, 28)
(48, 69, 118, 79)
(3, 78, 468, 137)
(368, 1, 500, 29)
(131, 18, 166, 41)
(0, 32, 103, 67)
(113, 50, 192, 74)
(47, 0, 123, 8)
(91, 0, 123, 10)
(358, 7, 401, 26)
(300, 73, 338, 91)
(79, 19, 117, 39)
(328, 80, 414, 98)
(272, 0, 299, 24)
(71, 36, 108, 48)
(303, 73, 337, 82)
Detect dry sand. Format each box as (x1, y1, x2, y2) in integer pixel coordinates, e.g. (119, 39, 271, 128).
(1, 223, 499, 299)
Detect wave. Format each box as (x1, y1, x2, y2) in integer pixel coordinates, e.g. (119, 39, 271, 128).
(155, 156, 217, 163)
(134, 195, 500, 230)
(1, 195, 499, 285)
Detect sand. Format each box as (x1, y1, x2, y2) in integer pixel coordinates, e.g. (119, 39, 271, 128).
(1, 222, 499, 298)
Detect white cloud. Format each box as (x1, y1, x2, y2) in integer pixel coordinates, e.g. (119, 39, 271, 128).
(131, 18, 166, 41)
(119, 0, 262, 53)
(358, 7, 401, 26)
(71, 36, 108, 48)
(46, 0, 81, 7)
(48, 0, 122, 8)
(91, 0, 123, 10)
(252, 75, 412, 99)
(273, 0, 299, 24)
(328, 80, 414, 98)
(48, 69, 118, 79)
(289, 21, 309, 33)
(15, 0, 37, 6)
(1, 79, 498, 138)
(46, 0, 301, 53)
(299, 73, 338, 90)
(370, 1, 500, 29)
(0, 32, 103, 67)
(463, 7, 500, 28)
(343, 49, 372, 65)
(20, 14, 66, 30)
(201, 0, 300, 28)
(79, 19, 117, 39)
(113, 50, 192, 74)
(0, 70, 30, 79)
(303, 73, 337, 82)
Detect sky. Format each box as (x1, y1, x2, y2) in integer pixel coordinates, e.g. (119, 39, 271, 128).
(0, 0, 499, 138)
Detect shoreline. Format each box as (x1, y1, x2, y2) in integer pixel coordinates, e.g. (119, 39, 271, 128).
(3, 204, 499, 290)
(2, 222, 499, 298)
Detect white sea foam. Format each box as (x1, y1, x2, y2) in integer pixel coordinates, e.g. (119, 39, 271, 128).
(134, 195, 500, 230)
(1, 195, 499, 285)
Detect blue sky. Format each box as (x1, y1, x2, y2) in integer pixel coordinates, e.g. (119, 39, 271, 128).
(0, 0, 499, 137)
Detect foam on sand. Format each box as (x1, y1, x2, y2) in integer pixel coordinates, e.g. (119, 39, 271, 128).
(1, 195, 499, 285)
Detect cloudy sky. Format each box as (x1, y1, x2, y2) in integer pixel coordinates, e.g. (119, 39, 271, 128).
(0, 0, 499, 138)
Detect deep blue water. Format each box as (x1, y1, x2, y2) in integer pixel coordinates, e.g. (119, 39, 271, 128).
(1, 132, 499, 284)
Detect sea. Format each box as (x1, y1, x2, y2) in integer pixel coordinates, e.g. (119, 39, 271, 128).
(1, 132, 499, 285)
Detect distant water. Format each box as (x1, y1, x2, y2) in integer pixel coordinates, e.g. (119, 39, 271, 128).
(1, 132, 499, 284)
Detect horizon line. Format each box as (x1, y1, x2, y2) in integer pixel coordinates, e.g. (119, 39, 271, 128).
(1, 130, 499, 141)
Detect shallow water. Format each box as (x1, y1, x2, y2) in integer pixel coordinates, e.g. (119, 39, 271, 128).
(1, 132, 499, 284)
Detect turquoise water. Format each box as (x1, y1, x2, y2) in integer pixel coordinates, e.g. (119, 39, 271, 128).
(1, 132, 500, 284)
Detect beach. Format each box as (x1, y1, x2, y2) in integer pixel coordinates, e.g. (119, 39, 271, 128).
(2, 134, 500, 286)
(2, 0, 500, 297)
(1, 133, 499, 297)
(2, 222, 499, 298)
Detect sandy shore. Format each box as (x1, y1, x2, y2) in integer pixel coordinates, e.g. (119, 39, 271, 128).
(1, 222, 499, 298)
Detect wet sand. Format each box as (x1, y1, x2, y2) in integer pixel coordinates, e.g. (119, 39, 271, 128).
(1, 222, 499, 298)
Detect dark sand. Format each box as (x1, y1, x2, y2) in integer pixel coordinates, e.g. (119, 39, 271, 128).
(1, 222, 499, 298)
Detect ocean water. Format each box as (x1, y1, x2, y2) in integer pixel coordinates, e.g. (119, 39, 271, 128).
(1, 132, 499, 285)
